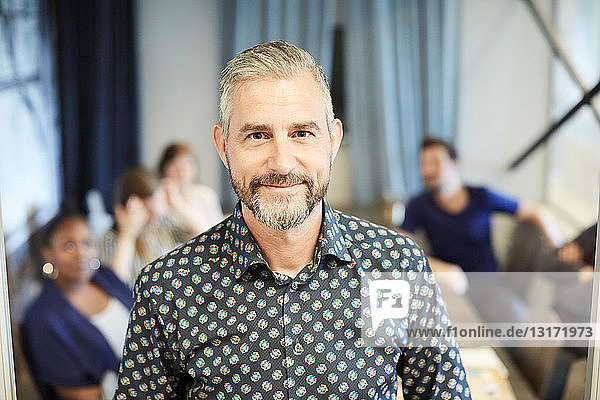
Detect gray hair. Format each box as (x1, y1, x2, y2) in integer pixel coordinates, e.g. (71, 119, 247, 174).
(219, 40, 334, 138)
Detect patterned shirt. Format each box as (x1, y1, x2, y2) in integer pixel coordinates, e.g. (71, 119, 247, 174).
(115, 202, 470, 399)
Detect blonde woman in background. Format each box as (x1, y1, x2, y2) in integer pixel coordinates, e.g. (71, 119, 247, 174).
(159, 142, 224, 235)
(98, 167, 190, 286)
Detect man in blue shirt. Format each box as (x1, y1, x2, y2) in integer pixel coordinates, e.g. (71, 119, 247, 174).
(401, 138, 562, 275)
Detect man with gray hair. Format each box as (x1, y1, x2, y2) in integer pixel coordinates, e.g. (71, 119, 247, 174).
(114, 40, 470, 399)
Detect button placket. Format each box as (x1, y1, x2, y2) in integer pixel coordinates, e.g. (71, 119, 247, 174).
(282, 281, 294, 398)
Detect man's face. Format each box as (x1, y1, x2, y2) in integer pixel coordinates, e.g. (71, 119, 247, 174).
(213, 71, 343, 231)
(420, 145, 459, 192)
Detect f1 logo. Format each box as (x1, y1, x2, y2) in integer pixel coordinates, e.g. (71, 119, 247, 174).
(369, 280, 410, 328)
(376, 288, 404, 308)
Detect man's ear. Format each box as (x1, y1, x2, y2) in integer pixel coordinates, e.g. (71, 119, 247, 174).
(329, 118, 344, 163)
(212, 123, 229, 169)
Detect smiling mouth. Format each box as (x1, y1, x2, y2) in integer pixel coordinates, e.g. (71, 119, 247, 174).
(263, 183, 304, 188)
(261, 182, 306, 192)
(249, 172, 312, 194)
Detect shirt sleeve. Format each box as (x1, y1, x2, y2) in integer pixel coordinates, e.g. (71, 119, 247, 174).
(397, 255, 471, 399)
(400, 198, 420, 233)
(484, 188, 519, 214)
(114, 270, 188, 399)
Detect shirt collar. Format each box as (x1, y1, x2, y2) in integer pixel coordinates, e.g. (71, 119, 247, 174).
(319, 201, 353, 264)
(226, 201, 353, 280)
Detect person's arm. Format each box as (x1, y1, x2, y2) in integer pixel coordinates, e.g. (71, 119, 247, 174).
(54, 385, 102, 400)
(557, 241, 585, 264)
(554, 225, 596, 282)
(573, 223, 598, 256)
(163, 178, 207, 236)
(109, 196, 149, 283)
(515, 201, 564, 248)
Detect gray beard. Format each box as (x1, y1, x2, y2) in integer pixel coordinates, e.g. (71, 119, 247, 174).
(230, 171, 328, 231)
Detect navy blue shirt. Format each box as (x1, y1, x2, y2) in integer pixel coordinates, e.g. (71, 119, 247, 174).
(115, 201, 471, 399)
(401, 186, 519, 272)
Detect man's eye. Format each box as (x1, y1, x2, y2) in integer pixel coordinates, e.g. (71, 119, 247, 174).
(294, 131, 312, 138)
(248, 132, 266, 140)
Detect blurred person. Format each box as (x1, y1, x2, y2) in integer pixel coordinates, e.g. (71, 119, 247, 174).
(548, 222, 596, 276)
(98, 167, 189, 285)
(536, 223, 597, 400)
(158, 142, 224, 235)
(113, 41, 471, 399)
(400, 138, 565, 323)
(400, 138, 563, 274)
(22, 212, 132, 400)
(538, 223, 597, 321)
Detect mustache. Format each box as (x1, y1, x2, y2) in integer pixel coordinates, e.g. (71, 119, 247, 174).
(249, 172, 313, 191)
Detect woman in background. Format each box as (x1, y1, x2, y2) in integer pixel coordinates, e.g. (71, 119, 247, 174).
(159, 142, 224, 235)
(98, 167, 189, 285)
(22, 212, 132, 400)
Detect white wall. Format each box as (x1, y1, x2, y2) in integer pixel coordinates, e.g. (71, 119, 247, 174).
(135, 0, 354, 210)
(457, 0, 554, 202)
(136, 0, 566, 215)
(136, 0, 222, 191)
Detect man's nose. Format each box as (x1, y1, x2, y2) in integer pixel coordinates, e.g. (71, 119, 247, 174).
(267, 137, 297, 173)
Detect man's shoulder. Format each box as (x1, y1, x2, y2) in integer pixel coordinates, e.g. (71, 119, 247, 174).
(466, 185, 515, 207)
(333, 209, 395, 234)
(403, 192, 434, 215)
(466, 185, 489, 197)
(136, 217, 232, 280)
(332, 210, 426, 261)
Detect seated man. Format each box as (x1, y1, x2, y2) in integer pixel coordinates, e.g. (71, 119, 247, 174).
(400, 138, 562, 275)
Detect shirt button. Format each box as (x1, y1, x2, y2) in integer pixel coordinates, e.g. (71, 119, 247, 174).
(291, 282, 299, 291)
(294, 342, 304, 355)
(283, 357, 294, 368)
